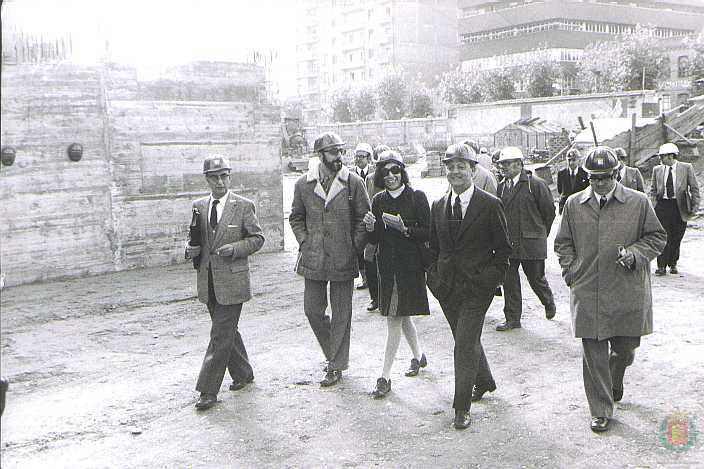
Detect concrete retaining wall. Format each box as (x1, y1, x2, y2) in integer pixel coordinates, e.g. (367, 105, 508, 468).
(1, 62, 282, 287)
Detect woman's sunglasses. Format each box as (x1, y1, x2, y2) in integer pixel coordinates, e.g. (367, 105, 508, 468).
(379, 166, 402, 176)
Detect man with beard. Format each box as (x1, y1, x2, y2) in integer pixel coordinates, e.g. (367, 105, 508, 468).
(290, 132, 370, 386)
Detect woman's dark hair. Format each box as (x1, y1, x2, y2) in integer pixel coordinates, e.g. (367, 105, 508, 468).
(373, 162, 410, 190)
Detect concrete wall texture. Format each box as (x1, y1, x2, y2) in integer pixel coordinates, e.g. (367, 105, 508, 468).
(1, 62, 283, 287)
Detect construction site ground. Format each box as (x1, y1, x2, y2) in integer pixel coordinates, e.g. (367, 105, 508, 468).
(1, 165, 703, 468)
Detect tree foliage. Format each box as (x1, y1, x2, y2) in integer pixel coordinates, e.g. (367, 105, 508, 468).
(351, 85, 377, 121)
(437, 67, 483, 104)
(377, 69, 409, 119)
(408, 85, 433, 118)
(524, 60, 560, 98)
(577, 26, 667, 92)
(478, 69, 517, 101)
(687, 32, 704, 96)
(330, 86, 353, 122)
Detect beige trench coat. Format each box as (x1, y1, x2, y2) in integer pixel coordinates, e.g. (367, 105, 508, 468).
(554, 184, 666, 339)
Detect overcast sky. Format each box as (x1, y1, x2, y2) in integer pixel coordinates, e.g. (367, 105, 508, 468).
(1, 0, 298, 95)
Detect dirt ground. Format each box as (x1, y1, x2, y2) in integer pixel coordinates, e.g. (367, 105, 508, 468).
(1, 167, 703, 468)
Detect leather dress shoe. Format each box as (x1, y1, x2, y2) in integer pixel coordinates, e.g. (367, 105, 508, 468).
(669, 266, 678, 274)
(655, 268, 666, 276)
(496, 321, 521, 331)
(320, 369, 342, 387)
(453, 410, 471, 430)
(371, 377, 391, 399)
(195, 393, 218, 410)
(471, 382, 497, 402)
(404, 353, 428, 377)
(613, 387, 624, 402)
(229, 375, 254, 391)
(545, 302, 557, 320)
(366, 300, 378, 312)
(590, 416, 610, 433)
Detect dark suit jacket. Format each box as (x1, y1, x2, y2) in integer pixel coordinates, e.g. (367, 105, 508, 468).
(427, 187, 511, 305)
(557, 167, 589, 207)
(190, 192, 265, 305)
(649, 162, 701, 222)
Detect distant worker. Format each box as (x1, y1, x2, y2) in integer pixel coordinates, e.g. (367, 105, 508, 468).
(649, 142, 700, 275)
(613, 147, 645, 193)
(496, 146, 557, 331)
(465, 145, 498, 196)
(555, 146, 666, 433)
(186, 155, 265, 411)
(289, 132, 371, 386)
(556, 148, 589, 214)
(353, 143, 374, 290)
(477, 146, 493, 170)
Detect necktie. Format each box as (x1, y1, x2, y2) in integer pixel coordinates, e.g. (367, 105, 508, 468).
(210, 199, 220, 229)
(450, 195, 462, 239)
(570, 171, 576, 188)
(666, 166, 674, 199)
(599, 196, 607, 209)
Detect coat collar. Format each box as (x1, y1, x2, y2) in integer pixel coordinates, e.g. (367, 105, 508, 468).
(579, 184, 626, 207)
(306, 157, 351, 207)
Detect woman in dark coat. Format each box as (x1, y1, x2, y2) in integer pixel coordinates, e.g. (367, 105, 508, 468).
(362, 151, 430, 398)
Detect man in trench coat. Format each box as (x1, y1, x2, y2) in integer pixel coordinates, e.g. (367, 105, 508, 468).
(289, 132, 370, 387)
(427, 144, 511, 429)
(554, 146, 666, 433)
(186, 155, 265, 410)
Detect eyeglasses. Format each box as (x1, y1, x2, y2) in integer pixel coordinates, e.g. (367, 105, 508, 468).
(355, 153, 369, 159)
(588, 174, 613, 182)
(379, 166, 402, 176)
(325, 147, 345, 156)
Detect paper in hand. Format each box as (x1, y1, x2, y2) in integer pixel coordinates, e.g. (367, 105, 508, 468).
(381, 212, 406, 232)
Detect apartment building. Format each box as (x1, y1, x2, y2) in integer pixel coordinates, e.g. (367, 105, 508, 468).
(296, 0, 458, 124)
(458, 0, 704, 103)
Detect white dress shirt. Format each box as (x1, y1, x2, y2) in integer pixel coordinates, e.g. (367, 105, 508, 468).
(451, 184, 476, 218)
(208, 191, 229, 224)
(663, 162, 677, 199)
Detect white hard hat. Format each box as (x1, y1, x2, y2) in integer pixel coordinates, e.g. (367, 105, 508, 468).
(354, 143, 373, 156)
(479, 146, 489, 154)
(497, 146, 524, 162)
(657, 142, 679, 156)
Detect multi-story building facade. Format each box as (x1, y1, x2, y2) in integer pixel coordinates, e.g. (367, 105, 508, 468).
(296, 0, 458, 124)
(458, 0, 704, 106)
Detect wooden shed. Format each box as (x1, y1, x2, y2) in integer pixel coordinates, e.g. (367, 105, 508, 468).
(493, 117, 562, 159)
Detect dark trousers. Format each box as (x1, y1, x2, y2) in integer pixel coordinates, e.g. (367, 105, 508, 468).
(304, 278, 353, 371)
(441, 292, 496, 412)
(503, 258, 555, 324)
(196, 271, 253, 395)
(581, 336, 640, 418)
(655, 199, 687, 268)
(365, 258, 379, 303)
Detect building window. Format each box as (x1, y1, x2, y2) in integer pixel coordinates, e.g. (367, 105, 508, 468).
(368, 49, 374, 59)
(351, 71, 355, 81)
(678, 56, 690, 78)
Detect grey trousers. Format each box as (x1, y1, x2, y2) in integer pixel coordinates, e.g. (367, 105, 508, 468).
(581, 336, 640, 418)
(441, 291, 496, 412)
(304, 278, 353, 371)
(503, 258, 555, 323)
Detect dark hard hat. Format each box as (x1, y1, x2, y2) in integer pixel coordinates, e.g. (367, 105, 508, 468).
(463, 139, 480, 154)
(613, 147, 628, 160)
(443, 143, 478, 164)
(566, 148, 581, 160)
(203, 155, 232, 174)
(313, 132, 345, 153)
(584, 146, 618, 175)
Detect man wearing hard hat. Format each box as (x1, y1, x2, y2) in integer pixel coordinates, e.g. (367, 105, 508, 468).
(555, 146, 666, 433)
(495, 146, 557, 331)
(186, 155, 266, 411)
(290, 132, 371, 387)
(353, 143, 374, 291)
(649, 142, 700, 275)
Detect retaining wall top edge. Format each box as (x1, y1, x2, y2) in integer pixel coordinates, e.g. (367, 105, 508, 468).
(449, 90, 658, 110)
